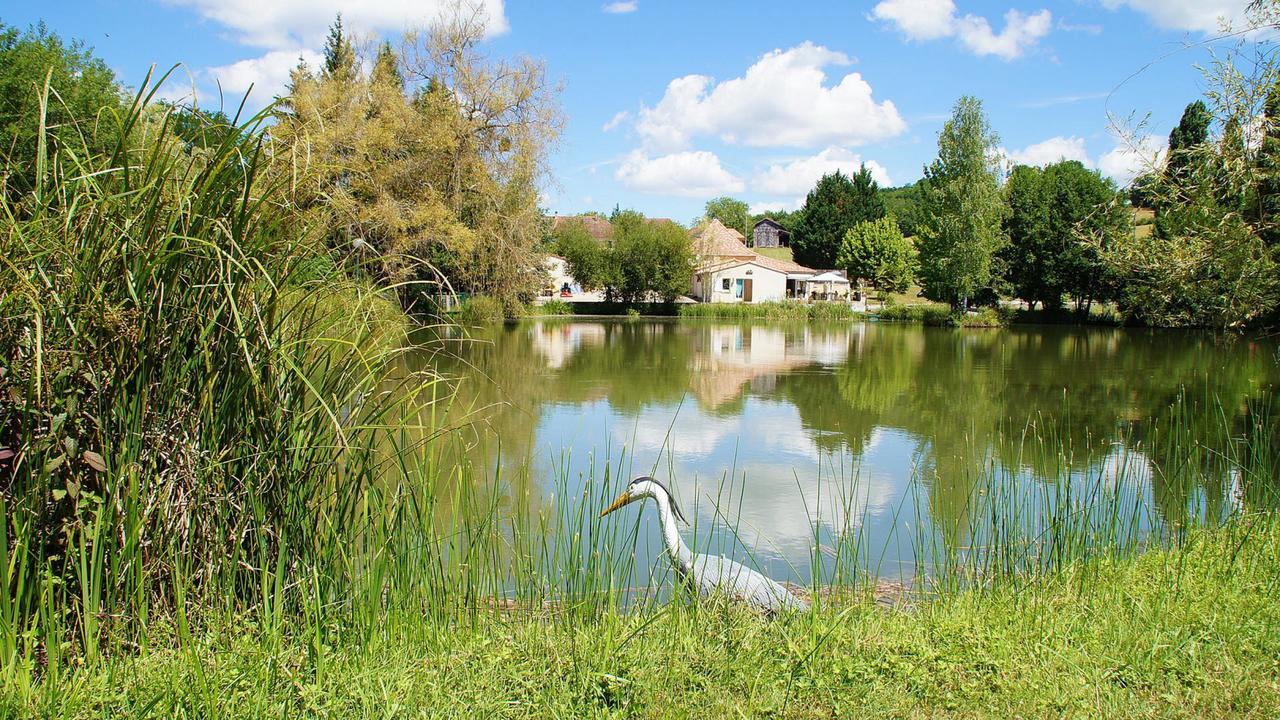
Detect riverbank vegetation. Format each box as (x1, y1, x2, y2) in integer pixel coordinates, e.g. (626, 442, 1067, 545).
(6, 511, 1279, 717)
(3, 7, 1280, 719)
(678, 301, 862, 321)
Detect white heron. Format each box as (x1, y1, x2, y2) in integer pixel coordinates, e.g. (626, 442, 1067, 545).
(600, 476, 809, 614)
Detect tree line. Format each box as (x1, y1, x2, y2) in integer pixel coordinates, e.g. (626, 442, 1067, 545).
(0, 14, 563, 316)
(696, 4, 1280, 330)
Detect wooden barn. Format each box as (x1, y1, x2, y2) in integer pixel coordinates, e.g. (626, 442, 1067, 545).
(752, 218, 790, 249)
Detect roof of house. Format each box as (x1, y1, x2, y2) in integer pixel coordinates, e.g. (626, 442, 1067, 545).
(692, 219, 755, 260)
(692, 218, 815, 277)
(551, 215, 613, 241)
(551, 215, 681, 242)
(753, 218, 789, 232)
(696, 254, 814, 277)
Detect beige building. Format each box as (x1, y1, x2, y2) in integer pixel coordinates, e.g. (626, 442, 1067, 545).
(689, 220, 815, 303)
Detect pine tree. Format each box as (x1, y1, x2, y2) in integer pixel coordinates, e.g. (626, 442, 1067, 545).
(792, 165, 886, 268)
(322, 14, 356, 83)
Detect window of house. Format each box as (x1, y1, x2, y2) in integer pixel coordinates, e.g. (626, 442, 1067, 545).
(721, 278, 731, 291)
(734, 279, 745, 298)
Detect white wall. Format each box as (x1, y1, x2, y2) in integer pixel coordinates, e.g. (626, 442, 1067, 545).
(700, 262, 787, 303)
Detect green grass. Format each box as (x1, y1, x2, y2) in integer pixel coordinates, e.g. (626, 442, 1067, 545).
(527, 298, 573, 316)
(874, 302, 1010, 327)
(754, 246, 795, 263)
(678, 301, 862, 321)
(6, 517, 1278, 718)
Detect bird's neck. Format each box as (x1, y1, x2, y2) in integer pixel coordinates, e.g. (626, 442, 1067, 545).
(655, 496, 693, 574)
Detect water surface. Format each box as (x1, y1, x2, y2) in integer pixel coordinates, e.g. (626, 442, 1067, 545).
(425, 320, 1279, 588)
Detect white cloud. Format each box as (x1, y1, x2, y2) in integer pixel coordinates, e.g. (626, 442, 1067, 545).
(748, 199, 803, 215)
(602, 110, 629, 132)
(870, 0, 957, 40)
(1098, 134, 1167, 185)
(1099, 0, 1248, 34)
(753, 146, 892, 195)
(871, 0, 1052, 60)
(167, 0, 509, 49)
(616, 150, 745, 197)
(602, 1, 638, 13)
(633, 42, 906, 152)
(207, 49, 323, 99)
(1005, 136, 1092, 168)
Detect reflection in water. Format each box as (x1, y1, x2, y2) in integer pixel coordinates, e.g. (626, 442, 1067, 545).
(423, 320, 1280, 586)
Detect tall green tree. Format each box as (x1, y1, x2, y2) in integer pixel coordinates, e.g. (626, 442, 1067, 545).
(1166, 100, 1212, 181)
(837, 216, 916, 294)
(322, 14, 357, 83)
(555, 219, 614, 291)
(916, 96, 1007, 310)
(613, 218, 693, 302)
(0, 22, 123, 202)
(792, 165, 886, 268)
(1001, 161, 1129, 311)
(703, 196, 750, 240)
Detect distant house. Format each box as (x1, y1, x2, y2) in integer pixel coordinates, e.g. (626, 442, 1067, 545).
(752, 218, 790, 249)
(690, 220, 814, 303)
(551, 214, 613, 242)
(542, 255, 575, 296)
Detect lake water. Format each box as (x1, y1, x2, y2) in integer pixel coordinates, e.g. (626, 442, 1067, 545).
(427, 319, 1279, 589)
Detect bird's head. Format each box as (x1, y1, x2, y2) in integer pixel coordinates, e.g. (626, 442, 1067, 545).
(599, 475, 687, 524)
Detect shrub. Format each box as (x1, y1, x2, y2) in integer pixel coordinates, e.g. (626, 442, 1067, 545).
(535, 299, 572, 316)
(459, 295, 505, 325)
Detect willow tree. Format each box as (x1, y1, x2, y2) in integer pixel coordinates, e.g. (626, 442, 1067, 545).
(1096, 1, 1280, 328)
(916, 96, 1007, 310)
(271, 10, 562, 311)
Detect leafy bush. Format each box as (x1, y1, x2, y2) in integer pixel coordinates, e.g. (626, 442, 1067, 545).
(534, 299, 572, 316)
(459, 295, 505, 325)
(678, 301, 860, 321)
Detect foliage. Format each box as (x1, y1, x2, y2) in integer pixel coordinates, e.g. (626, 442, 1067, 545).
(0, 22, 124, 202)
(15, 514, 1280, 716)
(458, 295, 506, 324)
(678, 301, 860, 321)
(555, 211, 691, 302)
(1098, 8, 1280, 327)
(874, 301, 955, 325)
(916, 96, 1007, 309)
(837, 216, 917, 294)
(554, 219, 612, 290)
(1000, 161, 1130, 311)
(611, 216, 694, 302)
(703, 196, 751, 240)
(272, 13, 563, 313)
(532, 298, 572, 316)
(1165, 100, 1212, 181)
(0, 75, 430, 663)
(792, 166, 886, 268)
(879, 181, 927, 238)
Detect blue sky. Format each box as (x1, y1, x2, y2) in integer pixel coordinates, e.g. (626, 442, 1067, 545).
(2, 1, 1256, 222)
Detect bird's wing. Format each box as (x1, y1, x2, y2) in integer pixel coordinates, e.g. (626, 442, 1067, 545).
(691, 554, 808, 613)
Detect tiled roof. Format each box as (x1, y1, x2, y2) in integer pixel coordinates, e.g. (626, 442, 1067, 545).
(691, 219, 755, 260)
(551, 215, 613, 241)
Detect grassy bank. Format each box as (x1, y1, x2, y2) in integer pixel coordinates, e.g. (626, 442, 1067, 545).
(678, 301, 862, 321)
(5, 516, 1278, 718)
(874, 302, 1009, 327)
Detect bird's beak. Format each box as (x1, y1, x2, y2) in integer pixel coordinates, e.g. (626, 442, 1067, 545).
(599, 490, 634, 518)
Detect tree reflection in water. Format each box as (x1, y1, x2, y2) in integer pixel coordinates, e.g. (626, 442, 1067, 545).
(414, 320, 1280, 586)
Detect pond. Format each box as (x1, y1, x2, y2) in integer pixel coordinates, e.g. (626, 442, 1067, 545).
(421, 319, 1280, 591)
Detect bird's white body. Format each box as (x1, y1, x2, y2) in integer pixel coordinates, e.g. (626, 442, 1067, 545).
(604, 477, 808, 614)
